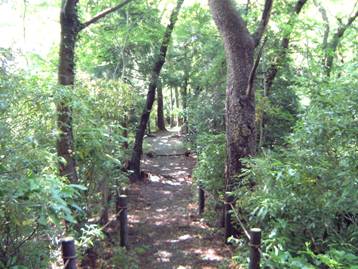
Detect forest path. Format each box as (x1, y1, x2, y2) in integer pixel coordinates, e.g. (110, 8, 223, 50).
(127, 130, 231, 269)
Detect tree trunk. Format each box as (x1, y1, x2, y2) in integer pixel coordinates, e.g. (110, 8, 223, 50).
(57, 1, 80, 183)
(122, 114, 129, 149)
(170, 87, 175, 127)
(209, 0, 256, 188)
(130, 0, 184, 181)
(180, 72, 189, 133)
(209, 0, 272, 241)
(145, 118, 151, 135)
(157, 79, 167, 131)
(174, 87, 181, 126)
(324, 8, 358, 76)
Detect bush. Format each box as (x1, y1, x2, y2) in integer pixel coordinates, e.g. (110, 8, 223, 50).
(193, 133, 226, 195)
(233, 69, 358, 267)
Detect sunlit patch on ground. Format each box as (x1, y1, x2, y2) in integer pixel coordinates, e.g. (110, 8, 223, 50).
(155, 250, 173, 262)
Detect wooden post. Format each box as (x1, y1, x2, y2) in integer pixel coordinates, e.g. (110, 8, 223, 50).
(224, 192, 235, 243)
(61, 237, 77, 269)
(249, 228, 262, 269)
(198, 187, 205, 215)
(117, 195, 128, 248)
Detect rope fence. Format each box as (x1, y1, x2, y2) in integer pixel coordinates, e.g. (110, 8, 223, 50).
(61, 194, 128, 269)
(198, 186, 267, 269)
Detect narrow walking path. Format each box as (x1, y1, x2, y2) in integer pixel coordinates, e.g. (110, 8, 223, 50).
(127, 130, 231, 269)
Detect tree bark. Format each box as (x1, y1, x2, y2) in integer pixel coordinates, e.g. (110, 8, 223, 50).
(57, 0, 80, 183)
(209, 0, 272, 240)
(209, 0, 272, 188)
(157, 79, 167, 131)
(130, 0, 184, 181)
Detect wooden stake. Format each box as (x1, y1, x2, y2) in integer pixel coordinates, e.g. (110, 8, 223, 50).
(118, 195, 128, 248)
(198, 187, 205, 215)
(249, 228, 262, 269)
(61, 237, 77, 269)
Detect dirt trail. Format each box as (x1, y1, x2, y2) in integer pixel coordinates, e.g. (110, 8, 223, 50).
(127, 130, 231, 269)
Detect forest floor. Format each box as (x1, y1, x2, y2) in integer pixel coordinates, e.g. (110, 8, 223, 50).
(125, 129, 232, 269)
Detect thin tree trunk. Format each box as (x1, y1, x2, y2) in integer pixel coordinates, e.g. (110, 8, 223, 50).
(170, 87, 175, 127)
(180, 73, 188, 133)
(314, 0, 330, 51)
(57, 0, 80, 183)
(122, 114, 129, 149)
(99, 180, 109, 225)
(130, 0, 184, 181)
(264, 0, 307, 94)
(147, 120, 151, 135)
(174, 87, 180, 126)
(157, 79, 167, 131)
(259, 0, 307, 148)
(324, 8, 358, 76)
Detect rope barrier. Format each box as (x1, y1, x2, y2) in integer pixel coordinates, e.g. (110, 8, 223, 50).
(63, 255, 76, 268)
(200, 186, 270, 264)
(100, 208, 124, 231)
(229, 203, 251, 241)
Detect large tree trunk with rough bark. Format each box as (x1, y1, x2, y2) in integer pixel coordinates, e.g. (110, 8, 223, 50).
(209, 0, 256, 187)
(156, 79, 166, 131)
(209, 0, 272, 240)
(130, 0, 184, 181)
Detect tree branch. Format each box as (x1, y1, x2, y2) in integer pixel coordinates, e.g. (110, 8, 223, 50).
(335, 8, 358, 39)
(79, 0, 133, 31)
(61, 0, 78, 15)
(252, 0, 273, 47)
(264, 0, 307, 93)
(325, 4, 358, 76)
(246, 36, 267, 97)
(313, 0, 330, 50)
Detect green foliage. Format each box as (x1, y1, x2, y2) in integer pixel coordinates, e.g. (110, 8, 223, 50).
(108, 246, 140, 269)
(0, 60, 79, 267)
(193, 133, 226, 195)
(73, 77, 136, 206)
(256, 74, 300, 148)
(1, 0, 357, 268)
(234, 65, 358, 267)
(0, 50, 135, 267)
